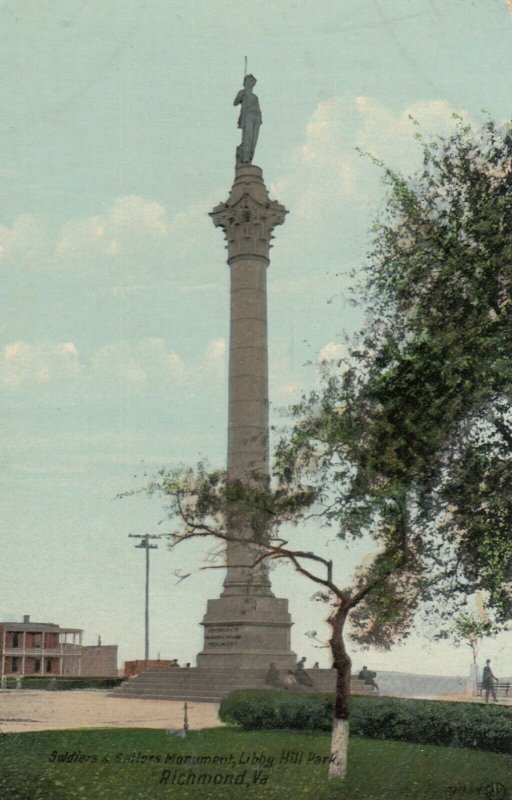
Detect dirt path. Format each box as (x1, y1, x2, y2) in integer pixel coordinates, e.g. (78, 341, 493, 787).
(0, 690, 223, 733)
(415, 692, 512, 705)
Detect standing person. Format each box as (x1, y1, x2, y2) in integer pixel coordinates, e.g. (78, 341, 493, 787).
(482, 659, 499, 703)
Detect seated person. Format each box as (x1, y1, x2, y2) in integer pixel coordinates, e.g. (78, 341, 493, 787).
(358, 665, 379, 691)
(265, 662, 282, 688)
(294, 659, 314, 688)
(282, 670, 298, 690)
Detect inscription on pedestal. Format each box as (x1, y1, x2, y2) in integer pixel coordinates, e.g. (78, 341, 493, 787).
(204, 626, 242, 648)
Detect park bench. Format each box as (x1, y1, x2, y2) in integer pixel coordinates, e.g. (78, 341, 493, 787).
(475, 681, 511, 697)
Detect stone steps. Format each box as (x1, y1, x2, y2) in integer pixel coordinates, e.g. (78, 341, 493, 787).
(110, 667, 376, 702)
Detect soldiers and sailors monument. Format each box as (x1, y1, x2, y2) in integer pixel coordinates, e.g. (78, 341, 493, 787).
(112, 74, 349, 700)
(198, 72, 295, 670)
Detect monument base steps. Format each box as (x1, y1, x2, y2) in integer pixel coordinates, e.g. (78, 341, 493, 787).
(109, 667, 376, 703)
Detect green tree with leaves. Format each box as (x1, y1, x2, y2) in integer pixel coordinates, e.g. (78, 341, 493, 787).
(146, 459, 423, 780)
(451, 611, 492, 683)
(143, 117, 512, 781)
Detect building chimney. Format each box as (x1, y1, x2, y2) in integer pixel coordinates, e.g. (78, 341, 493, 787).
(23, 615, 30, 623)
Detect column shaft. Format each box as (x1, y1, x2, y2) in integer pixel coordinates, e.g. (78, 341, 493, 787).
(228, 257, 269, 481)
(209, 164, 287, 596)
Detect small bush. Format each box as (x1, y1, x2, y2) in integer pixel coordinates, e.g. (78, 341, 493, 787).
(219, 690, 512, 753)
(18, 676, 123, 691)
(2, 677, 19, 689)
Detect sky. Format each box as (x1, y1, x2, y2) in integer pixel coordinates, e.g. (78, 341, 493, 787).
(1, 0, 511, 677)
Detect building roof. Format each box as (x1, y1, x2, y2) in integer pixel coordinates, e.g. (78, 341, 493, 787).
(0, 621, 83, 633)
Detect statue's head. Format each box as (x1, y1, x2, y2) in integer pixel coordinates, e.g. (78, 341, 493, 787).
(244, 74, 257, 88)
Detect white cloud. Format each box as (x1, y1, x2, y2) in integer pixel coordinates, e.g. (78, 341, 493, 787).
(89, 338, 185, 390)
(276, 382, 299, 398)
(0, 337, 184, 391)
(0, 336, 235, 397)
(134, 337, 185, 382)
(197, 337, 227, 383)
(267, 340, 350, 411)
(56, 195, 170, 260)
(318, 341, 347, 363)
(0, 193, 219, 277)
(90, 342, 148, 386)
(55, 194, 217, 270)
(272, 94, 472, 222)
(0, 214, 51, 269)
(353, 96, 470, 167)
(0, 340, 81, 387)
(205, 338, 226, 362)
(0, 100, 471, 277)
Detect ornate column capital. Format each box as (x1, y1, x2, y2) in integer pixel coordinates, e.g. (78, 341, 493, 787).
(210, 165, 287, 263)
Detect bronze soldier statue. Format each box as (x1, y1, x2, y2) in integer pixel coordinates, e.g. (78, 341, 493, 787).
(234, 74, 262, 165)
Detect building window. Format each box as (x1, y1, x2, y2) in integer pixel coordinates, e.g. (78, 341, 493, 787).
(12, 633, 19, 648)
(34, 635, 42, 648)
(34, 659, 41, 673)
(46, 659, 52, 673)
(11, 657, 19, 673)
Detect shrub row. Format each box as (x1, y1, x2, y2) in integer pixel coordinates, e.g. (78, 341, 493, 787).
(220, 689, 332, 732)
(6, 676, 123, 690)
(219, 690, 512, 753)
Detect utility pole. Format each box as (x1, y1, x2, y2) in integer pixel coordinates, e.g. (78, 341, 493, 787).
(129, 533, 162, 662)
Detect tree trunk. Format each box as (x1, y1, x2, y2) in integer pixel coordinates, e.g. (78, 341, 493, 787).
(328, 602, 351, 780)
(329, 717, 350, 780)
(471, 642, 480, 685)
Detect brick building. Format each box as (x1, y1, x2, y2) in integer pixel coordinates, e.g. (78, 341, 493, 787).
(0, 616, 118, 678)
(0, 615, 82, 677)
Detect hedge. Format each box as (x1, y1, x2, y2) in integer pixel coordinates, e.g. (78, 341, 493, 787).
(220, 689, 332, 731)
(219, 690, 512, 753)
(6, 677, 123, 690)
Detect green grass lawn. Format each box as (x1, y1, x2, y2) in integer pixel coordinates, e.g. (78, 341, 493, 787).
(0, 727, 511, 800)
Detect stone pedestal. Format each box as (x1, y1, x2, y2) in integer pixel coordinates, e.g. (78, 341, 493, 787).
(196, 165, 296, 669)
(197, 596, 296, 669)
